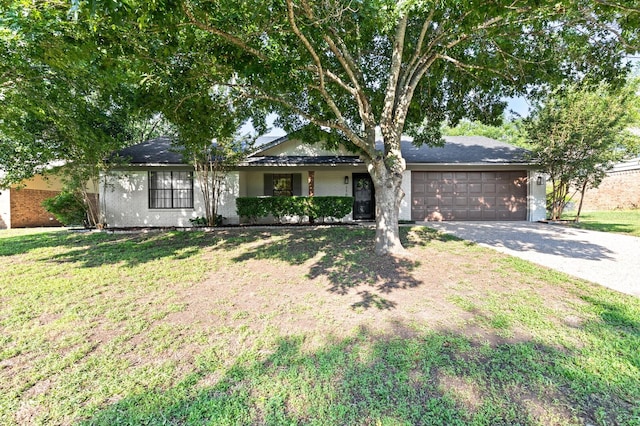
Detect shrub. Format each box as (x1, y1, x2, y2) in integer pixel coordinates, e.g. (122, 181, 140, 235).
(189, 215, 223, 227)
(311, 196, 353, 222)
(42, 192, 88, 226)
(236, 197, 269, 223)
(236, 196, 353, 223)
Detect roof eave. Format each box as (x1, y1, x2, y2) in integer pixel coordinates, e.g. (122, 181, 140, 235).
(109, 162, 192, 169)
(406, 162, 534, 167)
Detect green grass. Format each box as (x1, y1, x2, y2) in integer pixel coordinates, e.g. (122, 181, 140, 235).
(0, 226, 639, 425)
(563, 209, 640, 236)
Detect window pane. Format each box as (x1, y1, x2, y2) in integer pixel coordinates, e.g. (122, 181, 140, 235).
(173, 172, 191, 189)
(273, 174, 292, 196)
(151, 189, 172, 208)
(150, 171, 172, 190)
(173, 189, 193, 208)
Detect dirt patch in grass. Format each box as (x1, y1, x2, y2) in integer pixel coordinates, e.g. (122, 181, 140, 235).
(165, 228, 488, 344)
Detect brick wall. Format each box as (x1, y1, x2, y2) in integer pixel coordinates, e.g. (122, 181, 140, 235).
(9, 188, 63, 227)
(580, 171, 640, 211)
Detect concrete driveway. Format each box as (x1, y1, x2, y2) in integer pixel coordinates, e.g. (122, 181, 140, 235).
(423, 221, 640, 297)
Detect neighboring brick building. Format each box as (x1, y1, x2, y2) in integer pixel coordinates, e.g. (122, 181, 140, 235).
(0, 174, 64, 228)
(0, 172, 99, 229)
(580, 158, 640, 211)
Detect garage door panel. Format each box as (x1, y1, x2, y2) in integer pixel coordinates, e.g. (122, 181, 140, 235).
(483, 183, 496, 193)
(482, 210, 497, 220)
(454, 197, 468, 207)
(482, 172, 496, 180)
(468, 172, 482, 180)
(455, 183, 468, 193)
(467, 210, 483, 220)
(412, 170, 528, 221)
(469, 183, 482, 193)
(482, 197, 496, 208)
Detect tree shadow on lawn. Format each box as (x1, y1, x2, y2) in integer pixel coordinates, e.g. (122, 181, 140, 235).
(0, 230, 80, 257)
(225, 227, 453, 310)
(41, 231, 214, 268)
(80, 313, 640, 426)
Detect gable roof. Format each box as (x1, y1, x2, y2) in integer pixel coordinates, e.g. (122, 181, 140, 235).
(247, 135, 529, 165)
(113, 134, 530, 167)
(114, 136, 185, 165)
(401, 136, 529, 164)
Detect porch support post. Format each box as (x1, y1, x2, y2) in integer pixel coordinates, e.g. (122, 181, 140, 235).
(308, 171, 315, 196)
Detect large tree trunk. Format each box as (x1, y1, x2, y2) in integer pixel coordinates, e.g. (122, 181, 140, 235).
(368, 155, 407, 256)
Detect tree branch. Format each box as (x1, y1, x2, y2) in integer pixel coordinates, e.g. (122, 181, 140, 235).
(437, 54, 517, 82)
(182, 3, 268, 61)
(241, 88, 372, 156)
(381, 11, 408, 140)
(297, 0, 374, 128)
(593, 0, 640, 13)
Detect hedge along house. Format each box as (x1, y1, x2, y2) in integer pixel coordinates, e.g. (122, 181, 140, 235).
(101, 134, 547, 227)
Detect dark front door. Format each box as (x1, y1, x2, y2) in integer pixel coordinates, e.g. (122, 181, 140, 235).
(352, 173, 375, 220)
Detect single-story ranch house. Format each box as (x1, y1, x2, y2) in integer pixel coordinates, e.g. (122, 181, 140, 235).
(101, 135, 547, 227)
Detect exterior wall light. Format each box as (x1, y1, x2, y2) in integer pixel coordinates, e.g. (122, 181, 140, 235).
(344, 176, 349, 185)
(536, 176, 543, 185)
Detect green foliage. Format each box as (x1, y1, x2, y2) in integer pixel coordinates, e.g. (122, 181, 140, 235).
(526, 81, 640, 220)
(189, 215, 223, 227)
(41, 192, 88, 226)
(236, 196, 354, 223)
(0, 1, 139, 187)
(442, 119, 530, 149)
(308, 196, 354, 222)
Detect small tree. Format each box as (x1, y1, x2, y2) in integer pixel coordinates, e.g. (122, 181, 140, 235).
(187, 136, 251, 227)
(526, 81, 640, 221)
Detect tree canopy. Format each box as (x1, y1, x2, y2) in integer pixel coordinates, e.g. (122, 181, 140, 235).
(442, 119, 529, 149)
(0, 1, 141, 186)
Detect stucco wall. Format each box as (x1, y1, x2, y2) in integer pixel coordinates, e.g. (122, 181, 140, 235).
(528, 171, 547, 221)
(399, 170, 412, 221)
(102, 170, 239, 227)
(260, 138, 351, 156)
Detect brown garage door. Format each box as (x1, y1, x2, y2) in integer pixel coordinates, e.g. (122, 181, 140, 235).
(411, 171, 528, 221)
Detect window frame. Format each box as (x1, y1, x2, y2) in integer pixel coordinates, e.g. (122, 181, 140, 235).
(148, 171, 194, 209)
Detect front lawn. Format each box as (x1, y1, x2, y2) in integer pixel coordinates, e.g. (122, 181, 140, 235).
(1, 227, 638, 425)
(563, 209, 640, 237)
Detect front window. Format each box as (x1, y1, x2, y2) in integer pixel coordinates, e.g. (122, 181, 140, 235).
(149, 171, 194, 209)
(272, 174, 293, 196)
